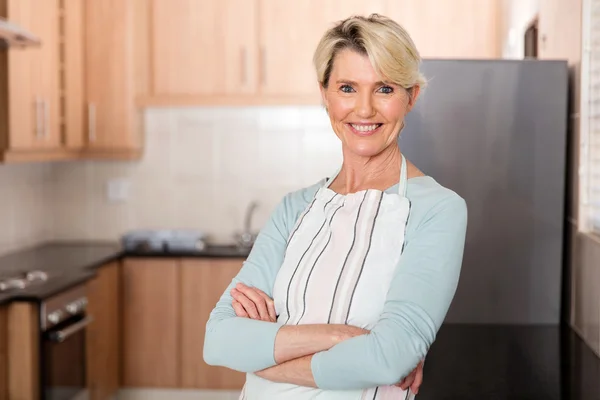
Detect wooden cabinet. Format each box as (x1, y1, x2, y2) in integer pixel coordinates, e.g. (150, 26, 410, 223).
(181, 258, 246, 389)
(537, 0, 581, 64)
(120, 257, 245, 390)
(87, 262, 121, 400)
(387, 0, 500, 60)
(6, 303, 39, 399)
(151, 0, 258, 98)
(84, 0, 141, 154)
(0, 0, 62, 160)
(122, 258, 180, 388)
(136, 0, 501, 106)
(0, 307, 6, 400)
(0, 0, 141, 163)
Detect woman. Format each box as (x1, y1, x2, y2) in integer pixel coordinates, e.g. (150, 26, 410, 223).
(204, 14, 468, 399)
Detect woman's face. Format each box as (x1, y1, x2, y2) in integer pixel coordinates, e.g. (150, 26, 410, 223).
(320, 49, 420, 158)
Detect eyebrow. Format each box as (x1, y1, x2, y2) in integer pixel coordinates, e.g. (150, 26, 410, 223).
(336, 79, 391, 86)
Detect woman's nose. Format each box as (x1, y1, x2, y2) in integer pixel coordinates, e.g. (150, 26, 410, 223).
(355, 93, 375, 118)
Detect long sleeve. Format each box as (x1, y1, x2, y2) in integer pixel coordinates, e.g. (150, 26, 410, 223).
(203, 186, 317, 372)
(310, 192, 468, 390)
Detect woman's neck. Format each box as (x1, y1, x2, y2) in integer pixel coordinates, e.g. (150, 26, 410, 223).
(329, 145, 402, 194)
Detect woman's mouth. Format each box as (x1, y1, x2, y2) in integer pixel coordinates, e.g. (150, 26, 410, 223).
(347, 123, 383, 137)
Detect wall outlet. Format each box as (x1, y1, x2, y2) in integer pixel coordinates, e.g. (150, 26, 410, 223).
(106, 178, 130, 203)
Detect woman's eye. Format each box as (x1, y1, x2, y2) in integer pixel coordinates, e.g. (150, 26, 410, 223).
(378, 85, 394, 94)
(340, 85, 354, 93)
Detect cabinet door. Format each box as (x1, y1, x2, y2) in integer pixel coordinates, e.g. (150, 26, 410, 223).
(258, 0, 387, 99)
(151, 0, 257, 96)
(86, 262, 120, 400)
(84, 0, 139, 150)
(6, 0, 61, 150)
(181, 258, 246, 389)
(0, 307, 6, 400)
(122, 258, 180, 387)
(387, 0, 500, 59)
(31, 0, 61, 149)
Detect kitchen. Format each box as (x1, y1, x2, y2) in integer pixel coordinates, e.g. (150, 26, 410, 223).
(1, 0, 600, 399)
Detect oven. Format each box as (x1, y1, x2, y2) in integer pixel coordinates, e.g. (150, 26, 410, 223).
(40, 284, 93, 400)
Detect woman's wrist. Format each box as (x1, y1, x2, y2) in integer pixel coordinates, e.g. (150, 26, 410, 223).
(273, 324, 368, 364)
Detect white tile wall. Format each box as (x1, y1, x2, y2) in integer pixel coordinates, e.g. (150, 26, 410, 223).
(52, 106, 342, 244)
(0, 163, 56, 256)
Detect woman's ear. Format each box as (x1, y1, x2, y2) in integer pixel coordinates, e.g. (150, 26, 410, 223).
(319, 83, 329, 111)
(406, 85, 421, 111)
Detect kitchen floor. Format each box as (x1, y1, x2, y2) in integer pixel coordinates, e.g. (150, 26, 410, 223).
(117, 323, 600, 400)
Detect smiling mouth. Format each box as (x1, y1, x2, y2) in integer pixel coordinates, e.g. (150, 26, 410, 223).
(347, 123, 383, 136)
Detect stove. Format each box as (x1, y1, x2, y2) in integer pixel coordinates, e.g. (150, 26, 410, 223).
(0, 270, 48, 292)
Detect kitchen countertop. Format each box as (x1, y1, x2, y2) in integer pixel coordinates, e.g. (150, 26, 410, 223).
(418, 324, 600, 399)
(0, 241, 251, 304)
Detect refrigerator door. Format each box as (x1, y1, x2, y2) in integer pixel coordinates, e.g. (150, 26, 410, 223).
(401, 59, 569, 324)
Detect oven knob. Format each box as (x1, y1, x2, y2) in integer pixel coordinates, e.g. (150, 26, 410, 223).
(66, 302, 78, 315)
(48, 310, 63, 324)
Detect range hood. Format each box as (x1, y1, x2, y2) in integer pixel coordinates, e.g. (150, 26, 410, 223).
(0, 17, 40, 49)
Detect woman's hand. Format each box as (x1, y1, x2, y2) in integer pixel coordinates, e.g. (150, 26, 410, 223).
(397, 360, 424, 394)
(231, 282, 277, 322)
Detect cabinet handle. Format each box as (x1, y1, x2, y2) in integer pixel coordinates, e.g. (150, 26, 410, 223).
(35, 97, 42, 139)
(43, 100, 49, 138)
(260, 46, 266, 86)
(88, 103, 96, 143)
(240, 47, 247, 85)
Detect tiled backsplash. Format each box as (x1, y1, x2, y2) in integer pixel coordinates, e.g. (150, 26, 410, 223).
(0, 163, 55, 256)
(52, 106, 342, 243)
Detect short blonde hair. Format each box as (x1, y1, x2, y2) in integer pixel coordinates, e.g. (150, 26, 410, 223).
(313, 14, 427, 91)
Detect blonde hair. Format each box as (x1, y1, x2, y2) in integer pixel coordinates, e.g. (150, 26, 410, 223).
(313, 14, 427, 91)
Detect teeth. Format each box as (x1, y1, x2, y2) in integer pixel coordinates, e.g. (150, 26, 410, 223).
(351, 124, 379, 132)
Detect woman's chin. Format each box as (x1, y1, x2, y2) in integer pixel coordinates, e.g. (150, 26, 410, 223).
(345, 143, 388, 158)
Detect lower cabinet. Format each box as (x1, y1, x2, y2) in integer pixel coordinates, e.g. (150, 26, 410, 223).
(121, 257, 246, 390)
(121, 258, 180, 387)
(87, 261, 121, 400)
(0, 307, 6, 400)
(181, 259, 247, 389)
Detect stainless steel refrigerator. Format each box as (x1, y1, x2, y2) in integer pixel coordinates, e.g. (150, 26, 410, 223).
(400, 59, 569, 325)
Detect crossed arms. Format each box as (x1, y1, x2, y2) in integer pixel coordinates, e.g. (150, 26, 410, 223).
(203, 190, 467, 390)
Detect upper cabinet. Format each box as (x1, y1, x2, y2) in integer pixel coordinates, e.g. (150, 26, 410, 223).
(136, 0, 502, 106)
(387, 0, 500, 59)
(84, 0, 141, 154)
(0, 0, 141, 163)
(1, 0, 62, 160)
(151, 0, 258, 99)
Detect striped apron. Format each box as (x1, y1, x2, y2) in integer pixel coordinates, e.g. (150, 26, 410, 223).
(241, 155, 414, 400)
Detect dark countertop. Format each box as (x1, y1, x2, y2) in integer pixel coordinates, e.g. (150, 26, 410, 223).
(0, 241, 251, 304)
(419, 324, 600, 400)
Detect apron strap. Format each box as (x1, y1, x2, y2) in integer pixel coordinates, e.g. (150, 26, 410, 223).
(399, 153, 408, 197)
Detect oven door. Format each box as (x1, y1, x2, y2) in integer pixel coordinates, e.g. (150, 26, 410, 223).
(42, 314, 93, 400)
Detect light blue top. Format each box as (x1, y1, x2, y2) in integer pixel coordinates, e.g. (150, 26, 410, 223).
(203, 175, 468, 390)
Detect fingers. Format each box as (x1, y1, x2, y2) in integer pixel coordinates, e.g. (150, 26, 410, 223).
(410, 360, 424, 395)
(397, 369, 416, 390)
(231, 289, 260, 319)
(235, 284, 271, 321)
(232, 299, 248, 317)
(253, 288, 277, 322)
(231, 283, 277, 322)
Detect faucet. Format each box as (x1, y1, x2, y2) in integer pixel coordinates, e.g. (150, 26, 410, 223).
(235, 201, 258, 248)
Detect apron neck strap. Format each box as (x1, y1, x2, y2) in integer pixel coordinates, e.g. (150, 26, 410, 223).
(399, 154, 408, 196)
